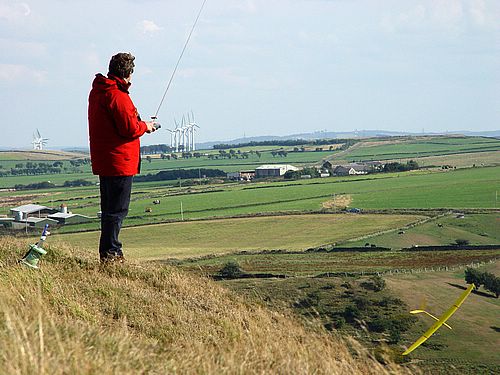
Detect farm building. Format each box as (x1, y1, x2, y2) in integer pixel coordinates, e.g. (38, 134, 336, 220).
(47, 204, 92, 225)
(9, 204, 56, 221)
(47, 212, 92, 225)
(227, 170, 256, 181)
(333, 164, 372, 176)
(11, 217, 58, 229)
(0, 217, 14, 228)
(255, 165, 299, 178)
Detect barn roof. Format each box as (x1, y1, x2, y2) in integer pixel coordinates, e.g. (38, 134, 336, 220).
(11, 204, 50, 214)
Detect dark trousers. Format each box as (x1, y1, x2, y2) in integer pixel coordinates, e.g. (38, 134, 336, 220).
(99, 176, 133, 259)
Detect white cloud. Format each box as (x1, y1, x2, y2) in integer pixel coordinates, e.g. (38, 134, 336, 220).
(0, 64, 47, 84)
(138, 19, 162, 35)
(0, 1, 30, 21)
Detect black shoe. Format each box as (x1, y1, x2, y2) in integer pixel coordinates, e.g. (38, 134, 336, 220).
(100, 254, 126, 264)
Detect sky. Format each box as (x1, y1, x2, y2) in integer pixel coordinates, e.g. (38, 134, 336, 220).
(0, 0, 499, 149)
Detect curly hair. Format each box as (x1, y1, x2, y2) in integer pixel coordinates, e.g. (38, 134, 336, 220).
(108, 52, 135, 79)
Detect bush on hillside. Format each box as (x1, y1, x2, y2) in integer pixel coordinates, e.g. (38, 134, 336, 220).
(219, 261, 244, 279)
(464, 267, 499, 298)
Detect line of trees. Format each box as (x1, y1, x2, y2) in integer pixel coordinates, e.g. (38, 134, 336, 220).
(465, 267, 499, 298)
(382, 160, 419, 172)
(284, 167, 320, 180)
(0, 159, 90, 177)
(134, 168, 226, 182)
(140, 144, 174, 155)
(213, 138, 357, 149)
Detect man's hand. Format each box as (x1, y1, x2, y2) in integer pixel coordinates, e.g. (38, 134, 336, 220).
(145, 121, 157, 133)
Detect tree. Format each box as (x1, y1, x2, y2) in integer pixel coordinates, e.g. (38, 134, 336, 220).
(465, 268, 499, 298)
(219, 261, 243, 279)
(482, 272, 500, 298)
(465, 267, 483, 287)
(146, 156, 152, 163)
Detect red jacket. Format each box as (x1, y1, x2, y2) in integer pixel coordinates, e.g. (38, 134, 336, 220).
(88, 74, 147, 176)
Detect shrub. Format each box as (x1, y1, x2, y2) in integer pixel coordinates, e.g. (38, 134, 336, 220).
(219, 261, 244, 279)
(455, 238, 470, 246)
(360, 275, 386, 292)
(343, 305, 361, 322)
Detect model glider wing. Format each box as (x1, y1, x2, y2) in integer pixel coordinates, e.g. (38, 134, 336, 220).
(409, 310, 452, 330)
(402, 283, 475, 356)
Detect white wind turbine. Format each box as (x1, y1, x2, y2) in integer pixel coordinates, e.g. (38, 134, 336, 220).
(187, 111, 200, 151)
(32, 129, 49, 150)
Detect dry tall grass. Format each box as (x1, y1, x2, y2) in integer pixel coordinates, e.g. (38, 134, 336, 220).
(0, 236, 417, 374)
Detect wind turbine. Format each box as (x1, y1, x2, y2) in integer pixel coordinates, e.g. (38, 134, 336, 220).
(187, 111, 200, 151)
(166, 125, 176, 152)
(32, 129, 49, 150)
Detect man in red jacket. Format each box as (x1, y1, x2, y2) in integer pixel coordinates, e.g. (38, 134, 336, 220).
(88, 52, 156, 263)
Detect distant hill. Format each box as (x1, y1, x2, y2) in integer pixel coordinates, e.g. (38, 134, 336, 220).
(196, 129, 500, 150)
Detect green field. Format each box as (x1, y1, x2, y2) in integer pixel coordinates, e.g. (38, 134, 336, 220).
(331, 136, 500, 162)
(348, 213, 500, 248)
(177, 248, 500, 276)
(0, 149, 335, 188)
(58, 214, 424, 259)
(3, 166, 498, 235)
(386, 264, 500, 371)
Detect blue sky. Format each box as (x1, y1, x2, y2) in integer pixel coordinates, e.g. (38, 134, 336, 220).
(0, 0, 499, 148)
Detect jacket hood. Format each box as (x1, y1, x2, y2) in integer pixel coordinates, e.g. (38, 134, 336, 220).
(92, 73, 131, 93)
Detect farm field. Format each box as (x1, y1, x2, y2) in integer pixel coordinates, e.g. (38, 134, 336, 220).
(177, 248, 500, 276)
(0, 149, 336, 188)
(4, 166, 498, 235)
(330, 136, 500, 162)
(58, 214, 423, 259)
(347, 213, 500, 248)
(2, 135, 499, 375)
(389, 150, 500, 169)
(385, 263, 500, 372)
(0, 150, 87, 160)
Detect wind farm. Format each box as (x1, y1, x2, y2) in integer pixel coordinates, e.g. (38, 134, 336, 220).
(166, 112, 200, 152)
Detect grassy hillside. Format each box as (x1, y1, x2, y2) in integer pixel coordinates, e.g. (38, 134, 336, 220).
(0, 237, 413, 374)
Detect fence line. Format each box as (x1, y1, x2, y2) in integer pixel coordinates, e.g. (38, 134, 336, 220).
(316, 258, 498, 278)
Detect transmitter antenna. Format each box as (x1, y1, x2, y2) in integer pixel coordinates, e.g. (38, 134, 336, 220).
(153, 0, 207, 120)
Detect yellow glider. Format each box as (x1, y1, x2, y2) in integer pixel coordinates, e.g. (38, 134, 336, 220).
(409, 309, 453, 330)
(402, 283, 475, 356)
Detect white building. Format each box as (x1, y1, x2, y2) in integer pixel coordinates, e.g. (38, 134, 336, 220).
(10, 204, 55, 221)
(255, 164, 299, 178)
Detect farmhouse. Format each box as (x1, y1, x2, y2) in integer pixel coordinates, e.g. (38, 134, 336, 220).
(255, 164, 299, 178)
(333, 164, 372, 176)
